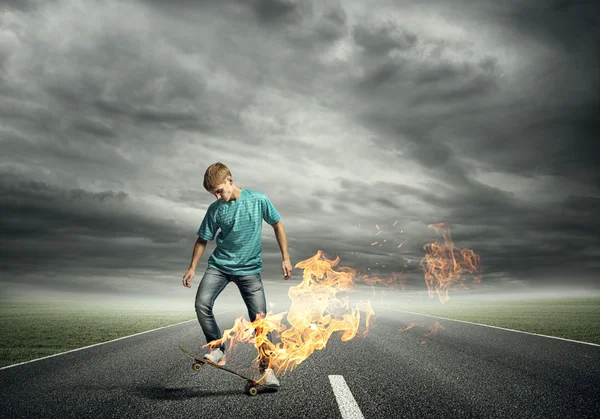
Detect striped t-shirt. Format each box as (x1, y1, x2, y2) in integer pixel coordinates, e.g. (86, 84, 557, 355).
(197, 188, 281, 275)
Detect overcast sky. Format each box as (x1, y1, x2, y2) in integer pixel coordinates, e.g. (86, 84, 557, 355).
(1, 0, 599, 300)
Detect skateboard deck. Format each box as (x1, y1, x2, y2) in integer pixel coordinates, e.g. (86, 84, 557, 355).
(179, 345, 278, 396)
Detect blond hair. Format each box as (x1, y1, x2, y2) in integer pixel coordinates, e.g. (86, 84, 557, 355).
(203, 162, 232, 191)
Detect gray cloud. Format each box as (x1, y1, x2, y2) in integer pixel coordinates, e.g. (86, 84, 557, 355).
(252, 0, 306, 25)
(353, 20, 417, 55)
(1, 0, 599, 300)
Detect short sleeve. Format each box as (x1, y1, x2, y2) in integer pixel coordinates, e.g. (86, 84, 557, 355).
(262, 195, 281, 225)
(197, 206, 219, 240)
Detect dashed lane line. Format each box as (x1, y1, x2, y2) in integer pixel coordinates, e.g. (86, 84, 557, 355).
(329, 375, 365, 419)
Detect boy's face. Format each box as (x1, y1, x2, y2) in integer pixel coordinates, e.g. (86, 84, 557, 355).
(210, 177, 233, 202)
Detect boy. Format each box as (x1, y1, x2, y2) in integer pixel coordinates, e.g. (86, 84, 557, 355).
(182, 162, 292, 387)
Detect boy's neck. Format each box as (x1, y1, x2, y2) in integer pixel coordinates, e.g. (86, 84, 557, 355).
(230, 185, 243, 201)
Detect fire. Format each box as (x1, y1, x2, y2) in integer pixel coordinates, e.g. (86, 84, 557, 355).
(399, 320, 444, 344)
(203, 250, 374, 376)
(420, 222, 483, 303)
(359, 270, 407, 290)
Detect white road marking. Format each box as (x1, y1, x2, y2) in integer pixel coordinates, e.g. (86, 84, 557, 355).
(329, 375, 365, 419)
(377, 306, 600, 347)
(0, 309, 236, 370)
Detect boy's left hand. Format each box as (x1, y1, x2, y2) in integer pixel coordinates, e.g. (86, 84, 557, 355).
(282, 259, 293, 280)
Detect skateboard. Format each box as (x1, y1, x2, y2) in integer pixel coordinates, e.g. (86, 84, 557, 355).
(179, 345, 278, 396)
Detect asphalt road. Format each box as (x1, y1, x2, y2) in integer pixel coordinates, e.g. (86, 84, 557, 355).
(2, 289, 599, 418)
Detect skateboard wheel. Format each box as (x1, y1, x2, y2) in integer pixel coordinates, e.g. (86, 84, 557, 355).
(192, 362, 203, 371)
(248, 386, 258, 396)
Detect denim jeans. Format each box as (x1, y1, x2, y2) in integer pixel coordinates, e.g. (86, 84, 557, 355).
(195, 267, 271, 356)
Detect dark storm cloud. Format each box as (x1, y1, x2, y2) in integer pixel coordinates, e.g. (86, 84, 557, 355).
(0, 7, 228, 149)
(443, 98, 600, 187)
(38, 35, 211, 132)
(0, 0, 40, 12)
(1, 0, 599, 299)
(252, 0, 305, 25)
(0, 172, 200, 294)
(353, 21, 417, 55)
(0, 175, 178, 242)
(500, 0, 600, 53)
(314, 6, 348, 42)
(343, 2, 599, 230)
(248, 0, 350, 55)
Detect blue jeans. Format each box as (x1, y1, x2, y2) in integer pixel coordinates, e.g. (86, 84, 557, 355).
(195, 267, 271, 356)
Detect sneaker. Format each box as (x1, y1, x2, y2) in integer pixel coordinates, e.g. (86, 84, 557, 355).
(259, 368, 280, 387)
(203, 348, 225, 364)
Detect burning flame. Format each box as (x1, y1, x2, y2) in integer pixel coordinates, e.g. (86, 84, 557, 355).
(399, 320, 444, 344)
(359, 270, 407, 290)
(203, 250, 374, 377)
(420, 222, 483, 303)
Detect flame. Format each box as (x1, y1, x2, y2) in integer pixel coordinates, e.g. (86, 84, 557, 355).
(399, 320, 444, 344)
(420, 222, 483, 303)
(399, 323, 417, 332)
(359, 270, 406, 289)
(204, 250, 374, 377)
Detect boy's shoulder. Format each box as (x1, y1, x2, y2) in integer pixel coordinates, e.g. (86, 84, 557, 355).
(243, 188, 268, 200)
(206, 200, 221, 213)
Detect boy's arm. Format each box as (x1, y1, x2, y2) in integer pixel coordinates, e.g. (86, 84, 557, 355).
(182, 237, 208, 288)
(272, 221, 292, 280)
(189, 237, 208, 270)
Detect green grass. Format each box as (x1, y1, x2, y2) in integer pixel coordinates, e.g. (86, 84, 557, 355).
(0, 299, 196, 368)
(393, 296, 600, 345)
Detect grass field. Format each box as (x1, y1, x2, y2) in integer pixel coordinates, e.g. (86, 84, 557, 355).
(1, 296, 599, 368)
(385, 295, 600, 345)
(0, 299, 196, 368)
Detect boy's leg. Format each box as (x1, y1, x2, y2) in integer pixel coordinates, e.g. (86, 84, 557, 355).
(195, 267, 230, 352)
(233, 273, 273, 372)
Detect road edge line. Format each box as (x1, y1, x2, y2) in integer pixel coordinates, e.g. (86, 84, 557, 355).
(376, 305, 600, 347)
(0, 309, 236, 370)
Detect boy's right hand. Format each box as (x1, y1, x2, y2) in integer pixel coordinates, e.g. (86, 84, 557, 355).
(182, 268, 195, 288)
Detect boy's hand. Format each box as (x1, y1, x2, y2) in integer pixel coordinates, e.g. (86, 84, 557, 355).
(282, 259, 293, 280)
(182, 268, 195, 288)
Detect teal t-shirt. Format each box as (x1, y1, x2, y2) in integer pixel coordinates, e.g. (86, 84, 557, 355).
(197, 188, 281, 275)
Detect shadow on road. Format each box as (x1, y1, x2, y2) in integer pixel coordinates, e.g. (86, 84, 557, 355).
(135, 385, 277, 399)
(136, 385, 241, 399)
